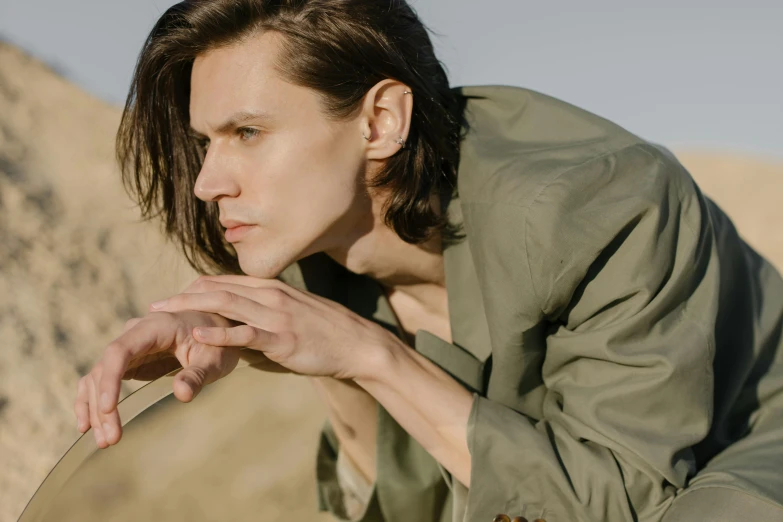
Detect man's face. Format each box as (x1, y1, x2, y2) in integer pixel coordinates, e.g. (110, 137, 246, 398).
(189, 31, 371, 278)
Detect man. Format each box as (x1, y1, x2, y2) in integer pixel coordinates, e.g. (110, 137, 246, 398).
(74, 1, 783, 521)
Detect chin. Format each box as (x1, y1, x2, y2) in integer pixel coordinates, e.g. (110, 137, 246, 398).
(236, 245, 297, 279)
(237, 257, 278, 279)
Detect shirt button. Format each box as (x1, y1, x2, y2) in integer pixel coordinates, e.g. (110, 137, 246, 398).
(493, 516, 511, 522)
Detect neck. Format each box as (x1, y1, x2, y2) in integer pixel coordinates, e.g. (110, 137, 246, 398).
(329, 214, 451, 315)
(325, 226, 447, 311)
(322, 184, 450, 315)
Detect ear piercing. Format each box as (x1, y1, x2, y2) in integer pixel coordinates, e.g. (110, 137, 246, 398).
(361, 132, 405, 148)
(361, 87, 410, 146)
(396, 90, 411, 147)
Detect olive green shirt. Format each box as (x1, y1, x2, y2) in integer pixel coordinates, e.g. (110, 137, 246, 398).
(278, 86, 783, 522)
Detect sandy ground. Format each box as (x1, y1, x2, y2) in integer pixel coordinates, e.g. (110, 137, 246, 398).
(1, 41, 781, 522)
(0, 43, 331, 522)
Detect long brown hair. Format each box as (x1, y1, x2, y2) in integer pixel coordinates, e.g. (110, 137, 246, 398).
(117, 0, 466, 275)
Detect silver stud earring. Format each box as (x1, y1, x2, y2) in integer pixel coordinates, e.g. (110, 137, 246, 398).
(362, 132, 371, 141)
(395, 136, 406, 148)
(403, 90, 412, 95)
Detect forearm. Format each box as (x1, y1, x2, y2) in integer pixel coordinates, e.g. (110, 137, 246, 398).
(308, 375, 378, 484)
(355, 340, 474, 488)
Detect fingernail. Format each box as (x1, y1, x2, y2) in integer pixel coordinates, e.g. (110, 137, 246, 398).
(194, 328, 207, 338)
(100, 392, 111, 412)
(150, 299, 168, 309)
(102, 423, 112, 441)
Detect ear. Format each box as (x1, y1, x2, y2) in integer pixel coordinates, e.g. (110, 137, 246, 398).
(359, 79, 413, 160)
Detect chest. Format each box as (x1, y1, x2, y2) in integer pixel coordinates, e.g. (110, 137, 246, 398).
(384, 289, 453, 347)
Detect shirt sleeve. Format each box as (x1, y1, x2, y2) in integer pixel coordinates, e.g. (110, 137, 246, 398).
(315, 418, 381, 521)
(462, 143, 719, 522)
(337, 448, 375, 520)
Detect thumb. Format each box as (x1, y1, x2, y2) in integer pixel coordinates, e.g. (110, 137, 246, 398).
(172, 364, 218, 403)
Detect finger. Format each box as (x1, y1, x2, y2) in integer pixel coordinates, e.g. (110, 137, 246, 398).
(97, 341, 133, 414)
(101, 405, 123, 446)
(75, 377, 90, 433)
(185, 276, 306, 304)
(151, 291, 272, 326)
(172, 364, 217, 403)
(190, 275, 340, 311)
(98, 316, 176, 414)
(193, 324, 283, 351)
(89, 365, 125, 446)
(86, 374, 107, 448)
(185, 275, 273, 291)
(186, 276, 337, 314)
(185, 280, 302, 309)
(123, 317, 143, 333)
(192, 278, 338, 314)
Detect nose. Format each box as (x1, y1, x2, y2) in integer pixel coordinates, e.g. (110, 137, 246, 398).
(193, 147, 241, 202)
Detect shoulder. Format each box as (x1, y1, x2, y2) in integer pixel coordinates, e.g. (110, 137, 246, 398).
(527, 142, 708, 318)
(452, 84, 701, 222)
(452, 86, 708, 314)
(452, 85, 696, 208)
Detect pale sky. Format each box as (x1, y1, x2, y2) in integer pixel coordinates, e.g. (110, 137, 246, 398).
(1, 0, 781, 159)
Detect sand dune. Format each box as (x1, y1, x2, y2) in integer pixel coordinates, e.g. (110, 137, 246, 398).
(0, 43, 331, 522)
(676, 150, 783, 271)
(1, 41, 780, 522)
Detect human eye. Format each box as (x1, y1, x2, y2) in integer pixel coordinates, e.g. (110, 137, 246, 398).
(238, 127, 261, 142)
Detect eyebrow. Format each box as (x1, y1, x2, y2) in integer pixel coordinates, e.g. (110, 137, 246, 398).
(190, 110, 273, 138)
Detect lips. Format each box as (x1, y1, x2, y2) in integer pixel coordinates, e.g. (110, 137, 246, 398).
(220, 218, 256, 243)
(224, 224, 255, 243)
(220, 218, 253, 229)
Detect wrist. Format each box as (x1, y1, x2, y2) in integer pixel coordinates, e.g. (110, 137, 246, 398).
(352, 334, 406, 387)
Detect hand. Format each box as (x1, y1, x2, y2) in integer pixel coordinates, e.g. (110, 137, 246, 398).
(74, 309, 272, 448)
(149, 275, 397, 382)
